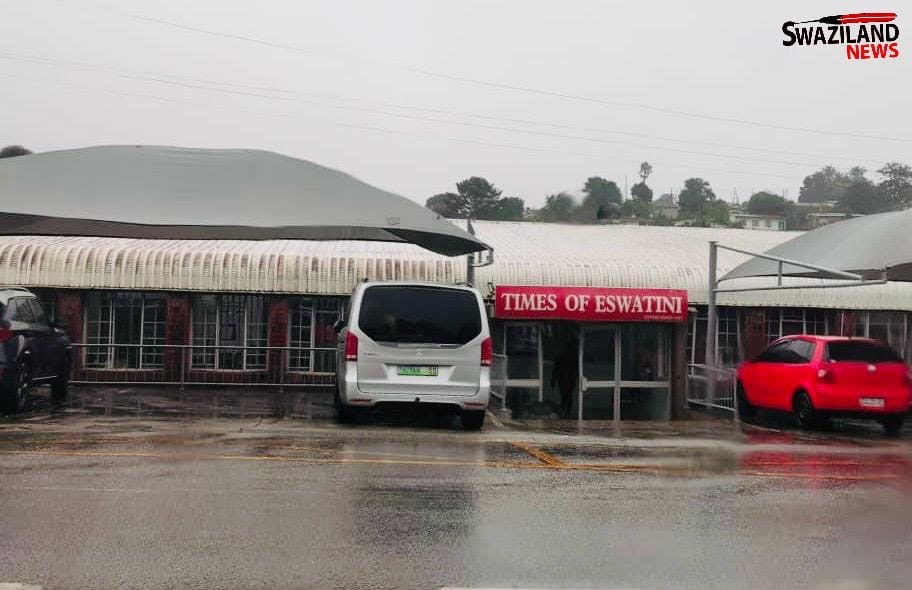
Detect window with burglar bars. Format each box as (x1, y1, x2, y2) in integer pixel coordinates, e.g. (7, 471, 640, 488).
(85, 292, 166, 369)
(289, 297, 343, 373)
(191, 295, 268, 370)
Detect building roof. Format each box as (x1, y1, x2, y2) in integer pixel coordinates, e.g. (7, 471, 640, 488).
(730, 213, 786, 220)
(2, 221, 912, 310)
(0, 145, 488, 256)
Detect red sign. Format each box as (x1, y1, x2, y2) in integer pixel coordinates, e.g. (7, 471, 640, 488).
(494, 286, 688, 323)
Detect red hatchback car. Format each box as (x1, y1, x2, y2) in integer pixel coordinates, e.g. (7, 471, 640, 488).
(737, 336, 911, 434)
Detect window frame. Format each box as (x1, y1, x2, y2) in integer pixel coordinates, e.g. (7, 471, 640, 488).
(287, 297, 343, 374)
(83, 292, 166, 370)
(190, 294, 269, 371)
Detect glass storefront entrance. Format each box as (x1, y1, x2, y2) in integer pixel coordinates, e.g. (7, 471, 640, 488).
(495, 320, 672, 420)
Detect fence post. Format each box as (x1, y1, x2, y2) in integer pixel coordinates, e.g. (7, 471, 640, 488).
(706, 241, 718, 407)
(279, 348, 285, 394)
(180, 346, 186, 391)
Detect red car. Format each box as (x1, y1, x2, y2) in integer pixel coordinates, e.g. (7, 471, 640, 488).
(737, 336, 910, 434)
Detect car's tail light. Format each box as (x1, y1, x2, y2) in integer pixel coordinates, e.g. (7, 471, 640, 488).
(817, 365, 835, 383)
(480, 337, 493, 367)
(344, 332, 358, 362)
(0, 321, 12, 343)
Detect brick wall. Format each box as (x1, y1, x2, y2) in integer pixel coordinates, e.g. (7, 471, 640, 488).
(56, 290, 82, 344)
(164, 294, 190, 379)
(267, 296, 290, 381)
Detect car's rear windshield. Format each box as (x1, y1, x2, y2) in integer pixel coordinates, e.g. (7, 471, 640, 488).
(358, 286, 482, 345)
(826, 341, 902, 363)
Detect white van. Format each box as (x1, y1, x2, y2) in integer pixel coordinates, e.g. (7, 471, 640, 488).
(334, 281, 491, 430)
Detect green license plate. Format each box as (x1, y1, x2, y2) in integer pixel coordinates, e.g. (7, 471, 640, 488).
(398, 365, 438, 377)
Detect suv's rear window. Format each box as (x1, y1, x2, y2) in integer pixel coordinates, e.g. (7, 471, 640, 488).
(826, 341, 902, 363)
(358, 286, 482, 345)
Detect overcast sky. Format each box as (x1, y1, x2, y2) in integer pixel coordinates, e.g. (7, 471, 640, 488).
(1, 0, 910, 207)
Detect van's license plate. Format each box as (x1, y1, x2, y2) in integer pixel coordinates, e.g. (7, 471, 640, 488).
(860, 397, 885, 408)
(398, 365, 438, 377)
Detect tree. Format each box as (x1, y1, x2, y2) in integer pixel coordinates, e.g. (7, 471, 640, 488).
(630, 181, 653, 202)
(678, 178, 716, 222)
(425, 176, 507, 219)
(0, 145, 31, 158)
(425, 192, 463, 218)
(878, 162, 912, 205)
(535, 193, 578, 222)
(798, 166, 849, 203)
(621, 198, 653, 218)
(638, 161, 653, 183)
(746, 191, 788, 216)
(486, 196, 525, 221)
(455, 176, 503, 219)
(579, 176, 622, 221)
(848, 166, 867, 181)
(842, 179, 888, 214)
(703, 199, 731, 226)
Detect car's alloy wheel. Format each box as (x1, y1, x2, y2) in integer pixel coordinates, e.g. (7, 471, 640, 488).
(794, 391, 816, 429)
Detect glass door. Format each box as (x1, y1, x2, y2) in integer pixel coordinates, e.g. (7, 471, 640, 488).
(619, 324, 671, 420)
(579, 326, 618, 420)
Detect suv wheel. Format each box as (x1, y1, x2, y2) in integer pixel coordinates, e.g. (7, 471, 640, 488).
(334, 392, 359, 424)
(1, 362, 32, 414)
(461, 410, 485, 431)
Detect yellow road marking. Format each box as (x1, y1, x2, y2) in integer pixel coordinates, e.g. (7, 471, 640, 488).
(0, 449, 902, 480)
(511, 442, 566, 467)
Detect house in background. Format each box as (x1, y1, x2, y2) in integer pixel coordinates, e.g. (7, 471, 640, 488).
(730, 212, 786, 231)
(653, 193, 679, 219)
(807, 211, 862, 229)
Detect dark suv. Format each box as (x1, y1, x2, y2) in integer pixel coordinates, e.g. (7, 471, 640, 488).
(0, 288, 71, 413)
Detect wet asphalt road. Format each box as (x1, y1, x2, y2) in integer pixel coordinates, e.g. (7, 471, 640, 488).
(0, 387, 910, 590)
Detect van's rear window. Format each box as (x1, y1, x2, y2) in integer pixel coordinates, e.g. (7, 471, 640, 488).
(827, 341, 902, 363)
(358, 286, 481, 345)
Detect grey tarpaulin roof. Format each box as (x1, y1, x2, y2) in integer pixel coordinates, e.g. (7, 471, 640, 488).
(0, 145, 488, 257)
(723, 208, 912, 282)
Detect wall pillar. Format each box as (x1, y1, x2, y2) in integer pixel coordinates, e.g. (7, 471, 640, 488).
(670, 321, 688, 420)
(267, 297, 290, 382)
(165, 294, 190, 382)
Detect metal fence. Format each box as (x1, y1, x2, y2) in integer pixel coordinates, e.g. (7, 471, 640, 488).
(69, 343, 337, 389)
(687, 363, 737, 413)
(490, 353, 507, 409)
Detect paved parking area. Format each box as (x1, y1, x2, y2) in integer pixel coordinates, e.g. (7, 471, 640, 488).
(0, 387, 910, 590)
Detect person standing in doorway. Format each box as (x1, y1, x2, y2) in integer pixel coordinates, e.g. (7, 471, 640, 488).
(551, 339, 579, 418)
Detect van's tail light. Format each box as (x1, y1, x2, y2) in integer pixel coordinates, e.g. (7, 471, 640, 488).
(480, 337, 493, 367)
(0, 321, 12, 343)
(344, 332, 359, 361)
(817, 365, 835, 383)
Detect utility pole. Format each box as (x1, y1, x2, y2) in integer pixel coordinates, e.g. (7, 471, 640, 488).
(466, 217, 475, 286)
(624, 175, 628, 201)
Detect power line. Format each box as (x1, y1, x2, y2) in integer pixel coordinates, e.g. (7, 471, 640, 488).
(0, 70, 803, 181)
(71, 0, 912, 144)
(0, 51, 894, 169)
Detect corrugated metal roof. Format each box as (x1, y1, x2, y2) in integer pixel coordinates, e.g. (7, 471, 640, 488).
(2, 221, 912, 310)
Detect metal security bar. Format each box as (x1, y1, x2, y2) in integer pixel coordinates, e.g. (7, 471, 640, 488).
(687, 363, 737, 412)
(69, 343, 337, 389)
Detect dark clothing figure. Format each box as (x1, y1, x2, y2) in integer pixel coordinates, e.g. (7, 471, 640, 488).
(551, 341, 578, 418)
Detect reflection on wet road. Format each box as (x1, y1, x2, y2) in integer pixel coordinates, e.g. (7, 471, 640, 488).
(0, 387, 910, 590)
